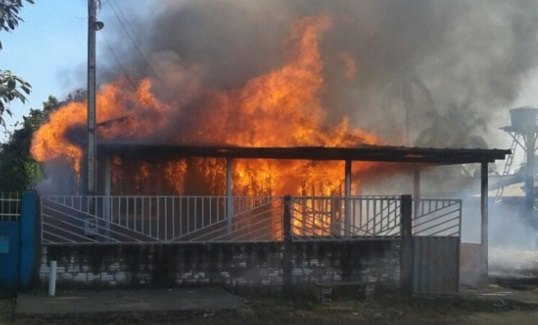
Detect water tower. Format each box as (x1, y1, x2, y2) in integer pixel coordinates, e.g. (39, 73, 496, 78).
(500, 107, 538, 212)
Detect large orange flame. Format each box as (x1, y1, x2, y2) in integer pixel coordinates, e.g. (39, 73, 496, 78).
(31, 15, 380, 196)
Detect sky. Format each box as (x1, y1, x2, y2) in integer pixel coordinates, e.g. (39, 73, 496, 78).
(2, 1, 87, 139)
(0, 0, 149, 142)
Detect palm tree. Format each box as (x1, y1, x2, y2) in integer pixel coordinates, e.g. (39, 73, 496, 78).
(415, 100, 488, 149)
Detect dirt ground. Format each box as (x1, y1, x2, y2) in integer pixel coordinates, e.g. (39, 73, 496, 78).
(3, 287, 538, 324)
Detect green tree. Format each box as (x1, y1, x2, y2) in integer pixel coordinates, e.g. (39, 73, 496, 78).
(0, 0, 34, 126)
(0, 96, 59, 191)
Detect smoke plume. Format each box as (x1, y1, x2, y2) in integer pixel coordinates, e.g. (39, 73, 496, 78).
(101, 0, 538, 146)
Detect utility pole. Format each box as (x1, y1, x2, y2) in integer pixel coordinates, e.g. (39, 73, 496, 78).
(87, 0, 101, 195)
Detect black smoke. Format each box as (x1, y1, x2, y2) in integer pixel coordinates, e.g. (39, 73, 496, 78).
(99, 0, 538, 146)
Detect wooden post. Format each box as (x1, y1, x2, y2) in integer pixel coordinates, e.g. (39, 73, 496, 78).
(104, 156, 111, 240)
(525, 132, 536, 213)
(344, 160, 352, 237)
(480, 161, 489, 278)
(413, 166, 420, 219)
(226, 158, 233, 235)
(400, 194, 413, 295)
(282, 195, 293, 296)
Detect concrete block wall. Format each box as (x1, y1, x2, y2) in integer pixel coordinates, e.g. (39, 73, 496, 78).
(39, 240, 400, 292)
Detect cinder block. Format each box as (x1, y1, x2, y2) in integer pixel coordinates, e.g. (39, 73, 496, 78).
(74, 273, 88, 282)
(115, 272, 127, 281)
(61, 273, 74, 280)
(108, 263, 120, 272)
(88, 273, 100, 281)
(181, 272, 193, 279)
(67, 265, 80, 273)
(39, 265, 49, 274)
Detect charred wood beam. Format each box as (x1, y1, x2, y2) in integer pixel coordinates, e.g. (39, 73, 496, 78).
(97, 142, 510, 165)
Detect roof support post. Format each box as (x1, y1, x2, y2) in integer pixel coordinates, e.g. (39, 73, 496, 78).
(480, 161, 489, 278)
(344, 160, 352, 237)
(413, 166, 420, 219)
(524, 131, 536, 213)
(226, 158, 233, 235)
(104, 155, 111, 240)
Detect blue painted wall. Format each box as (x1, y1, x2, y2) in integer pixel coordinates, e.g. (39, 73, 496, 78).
(0, 191, 37, 291)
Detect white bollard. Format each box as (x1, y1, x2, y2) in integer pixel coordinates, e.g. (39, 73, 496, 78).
(48, 261, 57, 297)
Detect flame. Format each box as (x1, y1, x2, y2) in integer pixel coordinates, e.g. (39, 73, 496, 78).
(31, 15, 380, 198)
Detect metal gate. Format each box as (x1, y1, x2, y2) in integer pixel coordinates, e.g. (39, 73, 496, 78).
(413, 199, 462, 294)
(0, 193, 21, 290)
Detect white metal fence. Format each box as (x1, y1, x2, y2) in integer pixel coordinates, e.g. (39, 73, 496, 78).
(289, 196, 402, 239)
(414, 199, 462, 237)
(0, 192, 20, 222)
(40, 195, 461, 245)
(41, 196, 282, 244)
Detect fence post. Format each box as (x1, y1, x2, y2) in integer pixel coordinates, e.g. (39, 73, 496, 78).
(400, 194, 413, 295)
(19, 191, 37, 289)
(282, 195, 293, 296)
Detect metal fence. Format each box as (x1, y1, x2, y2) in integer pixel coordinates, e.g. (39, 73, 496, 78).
(290, 196, 401, 239)
(41, 195, 461, 245)
(414, 199, 461, 237)
(0, 192, 20, 222)
(41, 195, 282, 244)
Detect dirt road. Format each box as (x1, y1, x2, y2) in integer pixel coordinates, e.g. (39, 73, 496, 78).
(3, 287, 538, 324)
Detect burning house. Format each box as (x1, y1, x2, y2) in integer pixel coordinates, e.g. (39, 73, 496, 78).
(25, 1, 525, 294)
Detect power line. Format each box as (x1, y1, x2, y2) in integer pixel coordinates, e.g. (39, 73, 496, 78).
(111, 0, 166, 73)
(105, 0, 167, 81)
(99, 32, 138, 91)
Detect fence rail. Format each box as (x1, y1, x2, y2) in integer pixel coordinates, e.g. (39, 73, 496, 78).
(0, 192, 20, 222)
(41, 195, 461, 245)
